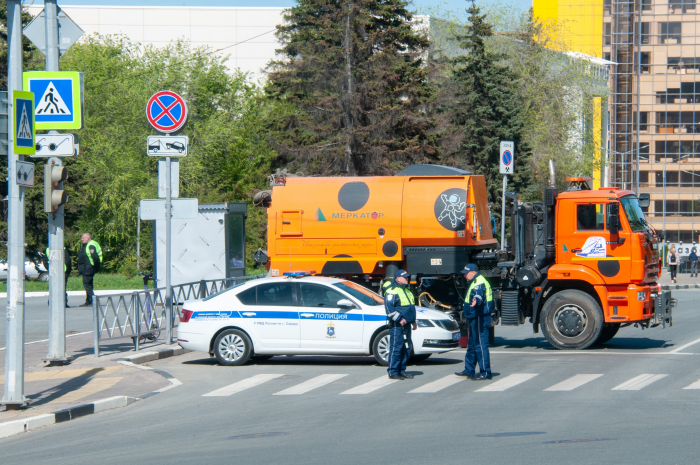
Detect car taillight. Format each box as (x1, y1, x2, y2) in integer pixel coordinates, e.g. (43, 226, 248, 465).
(180, 309, 193, 323)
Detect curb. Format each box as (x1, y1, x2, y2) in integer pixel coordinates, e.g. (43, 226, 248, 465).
(661, 284, 700, 290)
(115, 345, 191, 364)
(0, 350, 186, 440)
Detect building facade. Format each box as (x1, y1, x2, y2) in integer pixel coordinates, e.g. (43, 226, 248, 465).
(535, 0, 700, 244)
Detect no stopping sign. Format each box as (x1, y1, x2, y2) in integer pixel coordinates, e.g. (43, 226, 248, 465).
(146, 90, 188, 133)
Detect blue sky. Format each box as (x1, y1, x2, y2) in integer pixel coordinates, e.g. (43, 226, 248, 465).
(32, 0, 533, 15)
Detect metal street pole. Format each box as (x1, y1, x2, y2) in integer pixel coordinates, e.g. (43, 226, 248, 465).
(635, 0, 642, 196)
(500, 175, 507, 250)
(663, 158, 667, 260)
(44, 0, 69, 364)
(2, 0, 28, 409)
(165, 151, 172, 345)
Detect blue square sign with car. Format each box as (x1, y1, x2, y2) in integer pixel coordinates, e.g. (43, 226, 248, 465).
(177, 275, 460, 366)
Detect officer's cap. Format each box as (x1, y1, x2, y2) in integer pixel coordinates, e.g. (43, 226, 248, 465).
(395, 269, 410, 279)
(461, 264, 479, 273)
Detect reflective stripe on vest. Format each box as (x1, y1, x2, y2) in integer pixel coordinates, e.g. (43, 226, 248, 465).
(86, 240, 103, 266)
(466, 275, 493, 303)
(385, 286, 415, 306)
(46, 247, 67, 272)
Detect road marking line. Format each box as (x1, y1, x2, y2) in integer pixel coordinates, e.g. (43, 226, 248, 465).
(544, 374, 603, 391)
(340, 376, 398, 395)
(669, 337, 700, 353)
(476, 373, 538, 392)
(489, 351, 694, 356)
(612, 374, 667, 391)
(0, 366, 122, 385)
(0, 330, 94, 351)
(273, 374, 347, 395)
(202, 374, 284, 397)
(408, 375, 465, 393)
(682, 379, 700, 390)
(48, 376, 124, 404)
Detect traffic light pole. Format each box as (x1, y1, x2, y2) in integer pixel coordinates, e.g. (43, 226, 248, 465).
(2, 0, 28, 409)
(44, 0, 70, 364)
(165, 151, 173, 345)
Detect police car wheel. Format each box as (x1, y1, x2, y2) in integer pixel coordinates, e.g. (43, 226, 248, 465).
(214, 329, 252, 366)
(372, 329, 391, 366)
(540, 290, 603, 350)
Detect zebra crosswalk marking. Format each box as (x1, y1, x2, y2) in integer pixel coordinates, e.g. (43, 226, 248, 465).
(544, 374, 604, 391)
(682, 379, 700, 390)
(612, 374, 667, 391)
(340, 376, 399, 395)
(475, 373, 538, 392)
(273, 374, 347, 395)
(202, 374, 284, 397)
(408, 374, 465, 393)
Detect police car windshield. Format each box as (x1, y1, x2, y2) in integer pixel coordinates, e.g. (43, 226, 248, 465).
(333, 282, 384, 306)
(202, 282, 246, 301)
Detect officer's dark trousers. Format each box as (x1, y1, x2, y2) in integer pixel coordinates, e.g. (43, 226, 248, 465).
(82, 274, 94, 303)
(465, 315, 491, 376)
(387, 324, 411, 376)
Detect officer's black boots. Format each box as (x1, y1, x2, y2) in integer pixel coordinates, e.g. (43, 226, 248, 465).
(389, 375, 405, 380)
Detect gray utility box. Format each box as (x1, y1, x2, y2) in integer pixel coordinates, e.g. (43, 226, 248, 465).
(153, 203, 246, 286)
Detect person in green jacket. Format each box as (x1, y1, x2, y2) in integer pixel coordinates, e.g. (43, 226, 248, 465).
(77, 233, 102, 307)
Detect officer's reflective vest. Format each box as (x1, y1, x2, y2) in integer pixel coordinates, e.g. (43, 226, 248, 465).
(382, 280, 392, 293)
(86, 240, 103, 266)
(46, 247, 67, 272)
(385, 285, 415, 306)
(466, 275, 493, 304)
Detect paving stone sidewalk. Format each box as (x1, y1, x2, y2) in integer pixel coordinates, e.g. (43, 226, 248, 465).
(0, 333, 177, 422)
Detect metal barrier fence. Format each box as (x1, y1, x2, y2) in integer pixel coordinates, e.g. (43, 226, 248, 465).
(93, 274, 265, 357)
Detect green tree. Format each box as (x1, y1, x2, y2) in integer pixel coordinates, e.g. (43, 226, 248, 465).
(15, 35, 275, 272)
(449, 1, 534, 206)
(267, 0, 447, 176)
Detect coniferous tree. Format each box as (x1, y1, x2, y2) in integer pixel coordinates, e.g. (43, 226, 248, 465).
(267, 0, 446, 176)
(450, 1, 534, 205)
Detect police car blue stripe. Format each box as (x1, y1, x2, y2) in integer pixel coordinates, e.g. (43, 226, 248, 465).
(191, 310, 241, 320)
(191, 310, 385, 321)
(241, 311, 300, 319)
(363, 314, 387, 321)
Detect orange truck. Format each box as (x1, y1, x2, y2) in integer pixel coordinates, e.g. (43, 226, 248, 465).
(253, 164, 674, 350)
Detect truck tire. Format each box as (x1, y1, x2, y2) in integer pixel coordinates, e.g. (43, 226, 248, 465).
(540, 290, 604, 350)
(595, 323, 621, 345)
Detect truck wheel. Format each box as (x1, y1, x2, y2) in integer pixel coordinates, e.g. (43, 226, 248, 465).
(372, 329, 391, 366)
(213, 329, 252, 366)
(540, 290, 604, 350)
(596, 323, 621, 345)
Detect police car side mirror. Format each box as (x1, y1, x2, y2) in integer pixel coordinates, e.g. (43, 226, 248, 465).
(337, 299, 356, 309)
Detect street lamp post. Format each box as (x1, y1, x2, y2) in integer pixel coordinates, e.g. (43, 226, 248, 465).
(600, 145, 648, 190)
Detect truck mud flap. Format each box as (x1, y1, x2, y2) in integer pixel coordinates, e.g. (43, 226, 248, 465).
(653, 291, 673, 328)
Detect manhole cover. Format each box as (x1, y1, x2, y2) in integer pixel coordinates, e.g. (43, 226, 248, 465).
(477, 432, 546, 438)
(229, 432, 290, 440)
(544, 438, 616, 444)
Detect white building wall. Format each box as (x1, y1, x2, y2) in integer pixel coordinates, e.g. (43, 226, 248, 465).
(27, 5, 286, 79)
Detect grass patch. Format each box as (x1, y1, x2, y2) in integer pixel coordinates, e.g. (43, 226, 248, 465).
(0, 274, 144, 293)
(1, 270, 268, 293)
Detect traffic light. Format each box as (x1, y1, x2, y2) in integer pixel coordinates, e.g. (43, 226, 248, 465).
(44, 160, 67, 213)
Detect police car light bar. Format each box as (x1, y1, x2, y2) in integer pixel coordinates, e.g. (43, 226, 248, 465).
(283, 271, 316, 277)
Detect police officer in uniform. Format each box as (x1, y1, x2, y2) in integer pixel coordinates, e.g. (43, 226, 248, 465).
(384, 269, 418, 380)
(455, 263, 493, 380)
(44, 247, 72, 307)
(77, 233, 102, 307)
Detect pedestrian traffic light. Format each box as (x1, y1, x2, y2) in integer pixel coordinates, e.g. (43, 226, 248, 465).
(44, 160, 67, 213)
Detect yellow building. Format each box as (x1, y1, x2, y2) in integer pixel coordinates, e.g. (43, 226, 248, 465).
(535, 0, 700, 246)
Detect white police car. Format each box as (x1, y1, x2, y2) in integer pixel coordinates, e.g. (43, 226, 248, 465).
(177, 275, 460, 366)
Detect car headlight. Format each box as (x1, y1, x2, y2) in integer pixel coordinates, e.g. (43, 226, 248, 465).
(417, 319, 434, 328)
(637, 290, 647, 301)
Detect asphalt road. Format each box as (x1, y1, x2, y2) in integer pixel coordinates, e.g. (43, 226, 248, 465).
(3, 291, 700, 464)
(0, 296, 95, 346)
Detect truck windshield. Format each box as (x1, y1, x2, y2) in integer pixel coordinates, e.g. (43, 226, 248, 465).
(620, 195, 649, 232)
(333, 281, 384, 306)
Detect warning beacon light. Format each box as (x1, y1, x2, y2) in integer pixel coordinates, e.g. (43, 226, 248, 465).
(283, 271, 316, 278)
(44, 160, 68, 213)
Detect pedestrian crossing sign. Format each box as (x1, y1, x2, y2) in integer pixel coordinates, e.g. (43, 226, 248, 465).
(12, 90, 35, 155)
(23, 71, 83, 130)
